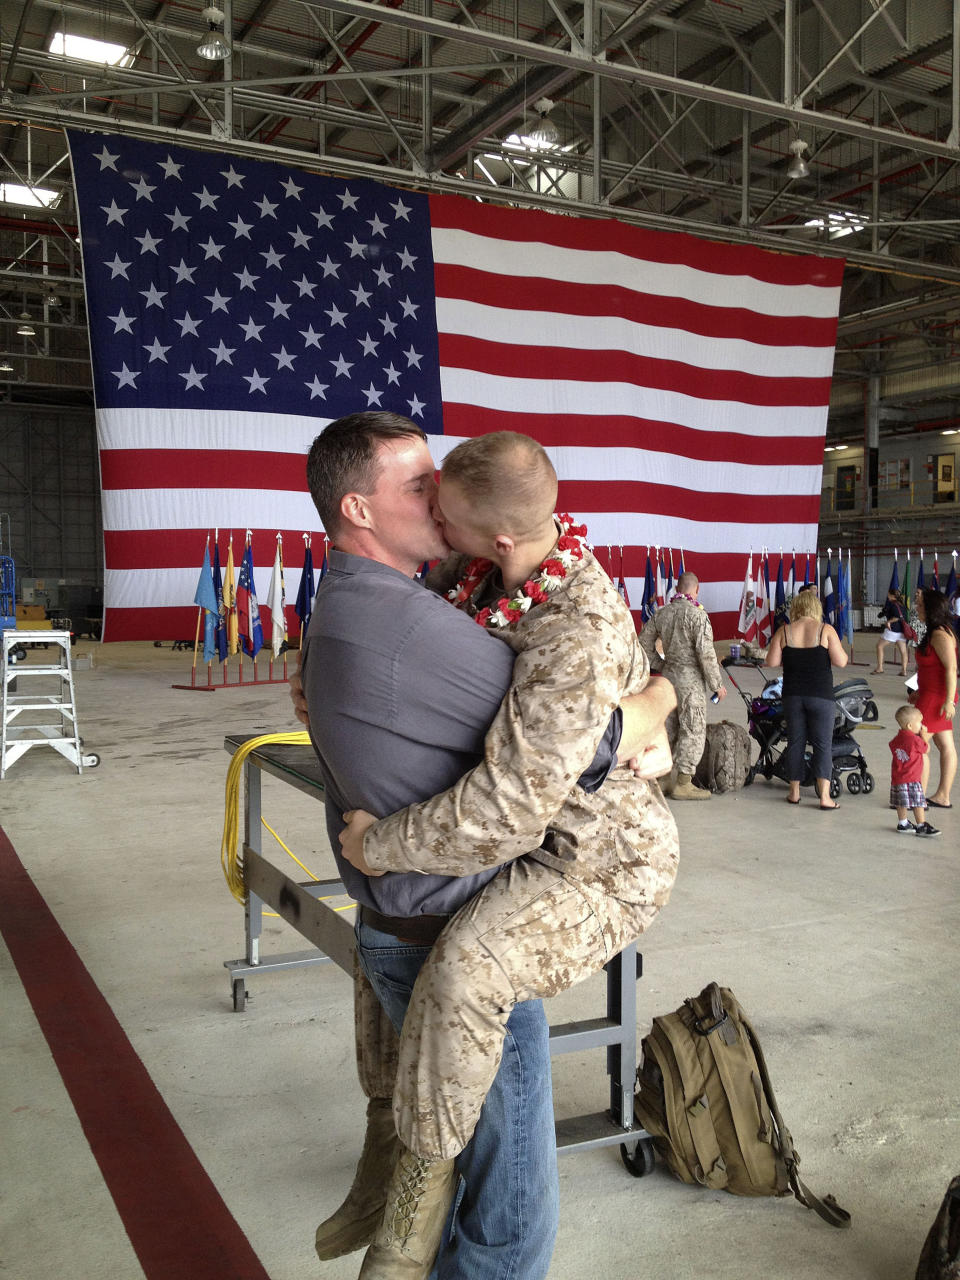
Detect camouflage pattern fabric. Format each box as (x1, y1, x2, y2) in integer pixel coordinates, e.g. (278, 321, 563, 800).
(353, 951, 400, 1101)
(638, 597, 723, 774)
(394, 807, 677, 1159)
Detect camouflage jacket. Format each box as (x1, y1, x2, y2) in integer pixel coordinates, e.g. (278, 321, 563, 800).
(637, 596, 723, 692)
(361, 542, 679, 904)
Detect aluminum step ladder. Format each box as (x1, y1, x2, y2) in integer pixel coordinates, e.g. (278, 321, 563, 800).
(1, 630, 99, 778)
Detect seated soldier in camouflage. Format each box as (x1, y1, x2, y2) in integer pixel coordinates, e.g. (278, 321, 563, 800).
(340, 431, 680, 1280)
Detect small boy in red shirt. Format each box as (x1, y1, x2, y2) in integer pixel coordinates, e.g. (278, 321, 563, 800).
(889, 705, 940, 837)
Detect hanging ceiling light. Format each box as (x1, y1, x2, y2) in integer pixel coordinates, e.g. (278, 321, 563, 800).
(16, 312, 35, 336)
(787, 138, 810, 180)
(0, 359, 13, 374)
(519, 97, 561, 152)
(197, 6, 230, 61)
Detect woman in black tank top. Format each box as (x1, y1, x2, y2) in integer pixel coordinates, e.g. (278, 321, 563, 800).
(766, 587, 849, 808)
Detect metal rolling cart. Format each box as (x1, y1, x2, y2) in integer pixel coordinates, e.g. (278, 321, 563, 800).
(1, 630, 100, 778)
(222, 733, 656, 1173)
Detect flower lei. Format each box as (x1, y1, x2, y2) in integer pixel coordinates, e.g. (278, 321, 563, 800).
(446, 513, 588, 629)
(671, 591, 704, 610)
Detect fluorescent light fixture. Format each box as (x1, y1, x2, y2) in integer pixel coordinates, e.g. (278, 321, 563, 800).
(824, 446, 835, 452)
(0, 183, 61, 209)
(833, 444, 849, 450)
(48, 31, 133, 67)
(804, 211, 865, 239)
(942, 428, 958, 435)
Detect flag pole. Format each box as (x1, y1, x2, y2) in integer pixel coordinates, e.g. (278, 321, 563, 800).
(190, 533, 209, 674)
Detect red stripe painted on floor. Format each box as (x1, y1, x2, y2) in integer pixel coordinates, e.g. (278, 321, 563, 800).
(0, 826, 271, 1280)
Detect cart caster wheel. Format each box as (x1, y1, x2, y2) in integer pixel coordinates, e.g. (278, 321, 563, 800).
(13, 645, 27, 663)
(82, 753, 100, 768)
(862, 772, 875, 794)
(620, 1136, 656, 1177)
(232, 978, 247, 1012)
(829, 775, 842, 799)
(846, 772, 861, 794)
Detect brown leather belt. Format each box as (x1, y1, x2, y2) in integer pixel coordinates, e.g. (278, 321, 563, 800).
(359, 904, 451, 945)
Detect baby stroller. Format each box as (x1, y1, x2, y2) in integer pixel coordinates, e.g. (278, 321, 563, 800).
(722, 657, 879, 798)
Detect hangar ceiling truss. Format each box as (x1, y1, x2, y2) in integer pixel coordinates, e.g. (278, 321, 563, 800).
(2, 0, 960, 432)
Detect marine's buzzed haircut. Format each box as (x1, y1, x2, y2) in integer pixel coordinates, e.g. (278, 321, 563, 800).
(676, 571, 699, 594)
(306, 411, 426, 537)
(441, 431, 558, 539)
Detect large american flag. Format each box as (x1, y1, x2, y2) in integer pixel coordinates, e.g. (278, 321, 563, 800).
(68, 129, 843, 642)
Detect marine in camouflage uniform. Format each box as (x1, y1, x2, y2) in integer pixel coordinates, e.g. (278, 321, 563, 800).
(637, 574, 724, 799)
(360, 536, 680, 1162)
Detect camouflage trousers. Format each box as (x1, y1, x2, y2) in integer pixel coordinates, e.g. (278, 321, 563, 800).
(664, 676, 708, 774)
(391, 856, 669, 1162)
(353, 950, 400, 1101)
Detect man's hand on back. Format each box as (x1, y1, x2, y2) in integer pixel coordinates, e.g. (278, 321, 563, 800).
(339, 809, 384, 876)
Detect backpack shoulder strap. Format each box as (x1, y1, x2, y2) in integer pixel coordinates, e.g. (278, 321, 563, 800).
(739, 1011, 851, 1229)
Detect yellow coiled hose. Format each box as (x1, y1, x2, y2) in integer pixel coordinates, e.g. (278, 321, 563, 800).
(220, 731, 314, 904)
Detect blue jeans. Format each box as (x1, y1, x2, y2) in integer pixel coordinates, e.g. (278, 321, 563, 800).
(355, 919, 559, 1280)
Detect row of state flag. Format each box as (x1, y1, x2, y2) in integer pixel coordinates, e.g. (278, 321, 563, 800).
(886, 548, 959, 604)
(737, 546, 960, 649)
(737, 549, 848, 647)
(192, 531, 327, 664)
(594, 545, 687, 624)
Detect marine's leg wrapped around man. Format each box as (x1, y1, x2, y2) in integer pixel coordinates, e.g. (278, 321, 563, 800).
(391, 792, 679, 1162)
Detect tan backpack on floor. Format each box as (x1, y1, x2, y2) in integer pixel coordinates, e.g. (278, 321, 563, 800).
(633, 983, 850, 1228)
(694, 722, 751, 793)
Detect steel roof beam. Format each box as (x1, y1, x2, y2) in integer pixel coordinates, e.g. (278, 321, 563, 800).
(292, 0, 960, 161)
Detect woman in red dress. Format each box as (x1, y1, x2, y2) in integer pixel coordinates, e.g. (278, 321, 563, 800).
(912, 588, 958, 808)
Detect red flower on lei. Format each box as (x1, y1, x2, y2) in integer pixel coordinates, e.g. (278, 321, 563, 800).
(447, 514, 589, 630)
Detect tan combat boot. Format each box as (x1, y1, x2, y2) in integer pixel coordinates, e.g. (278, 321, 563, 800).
(314, 1097, 401, 1260)
(358, 1145, 458, 1279)
(671, 772, 711, 800)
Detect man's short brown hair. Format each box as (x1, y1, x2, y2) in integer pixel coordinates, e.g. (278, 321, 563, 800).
(441, 431, 557, 538)
(306, 412, 426, 536)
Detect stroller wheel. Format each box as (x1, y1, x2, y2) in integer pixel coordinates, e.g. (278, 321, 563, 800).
(846, 772, 862, 795)
(829, 774, 842, 800)
(745, 765, 756, 787)
(862, 772, 875, 795)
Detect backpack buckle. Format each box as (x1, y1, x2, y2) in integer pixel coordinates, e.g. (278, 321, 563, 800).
(692, 1010, 725, 1036)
